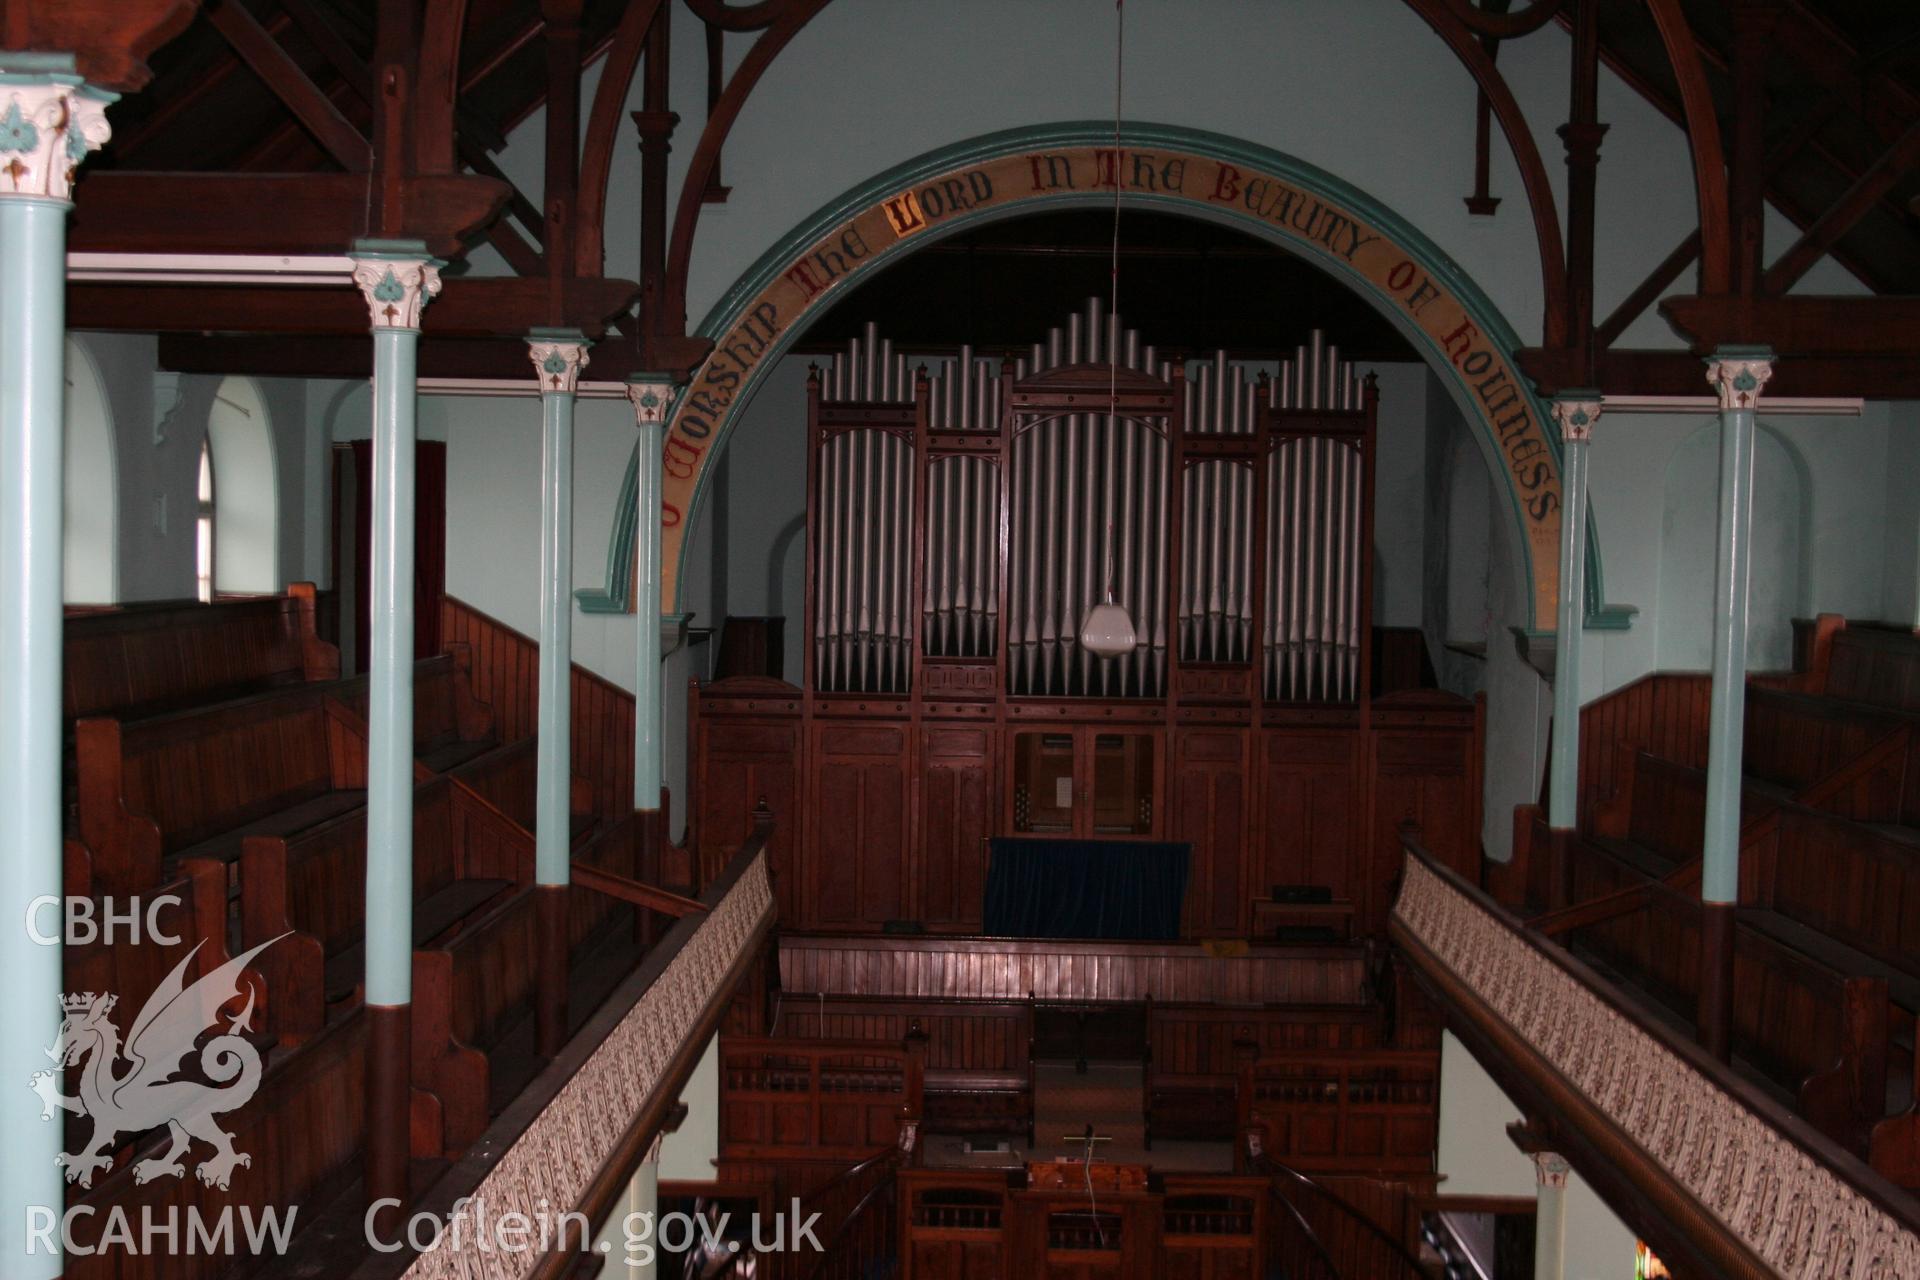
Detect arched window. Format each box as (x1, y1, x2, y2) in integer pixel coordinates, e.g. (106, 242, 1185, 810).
(204, 376, 279, 595)
(196, 439, 215, 602)
(63, 337, 118, 605)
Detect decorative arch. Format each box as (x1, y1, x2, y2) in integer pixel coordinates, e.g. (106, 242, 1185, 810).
(589, 123, 1608, 634)
(63, 336, 118, 605)
(205, 375, 279, 594)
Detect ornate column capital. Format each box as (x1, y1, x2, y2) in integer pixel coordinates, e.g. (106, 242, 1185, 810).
(527, 328, 591, 395)
(1532, 1151, 1572, 1189)
(1705, 346, 1775, 411)
(0, 56, 115, 202)
(349, 240, 443, 331)
(626, 374, 677, 429)
(1549, 391, 1602, 444)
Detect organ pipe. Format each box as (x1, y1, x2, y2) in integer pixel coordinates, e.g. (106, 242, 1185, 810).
(809, 303, 1371, 702)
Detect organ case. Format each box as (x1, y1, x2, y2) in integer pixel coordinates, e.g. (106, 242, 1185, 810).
(692, 303, 1483, 938)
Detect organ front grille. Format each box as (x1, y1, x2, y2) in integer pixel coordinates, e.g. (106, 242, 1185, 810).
(805, 301, 1375, 704)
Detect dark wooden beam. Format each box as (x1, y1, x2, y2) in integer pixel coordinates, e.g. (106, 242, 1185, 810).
(1726, 0, 1779, 294)
(569, 862, 708, 917)
(3, 0, 201, 91)
(1762, 118, 1920, 295)
(204, 0, 369, 171)
(70, 275, 639, 338)
(69, 172, 508, 257)
(1558, 0, 1606, 379)
(541, 0, 586, 277)
(1659, 294, 1920, 357)
(1518, 344, 1920, 399)
(158, 330, 646, 381)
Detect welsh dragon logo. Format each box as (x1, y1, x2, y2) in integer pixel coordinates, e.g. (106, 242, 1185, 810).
(29, 936, 282, 1191)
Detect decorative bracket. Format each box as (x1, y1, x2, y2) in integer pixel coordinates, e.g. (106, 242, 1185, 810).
(0, 57, 115, 201)
(1549, 392, 1602, 444)
(527, 328, 591, 395)
(1705, 347, 1775, 411)
(349, 241, 443, 331)
(626, 375, 675, 428)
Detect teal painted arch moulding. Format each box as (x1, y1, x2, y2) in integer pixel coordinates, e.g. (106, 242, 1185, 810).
(581, 120, 1622, 637)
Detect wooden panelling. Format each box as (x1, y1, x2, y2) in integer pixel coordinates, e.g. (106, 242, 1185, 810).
(901, 1169, 1009, 1280)
(1825, 627, 1920, 714)
(812, 723, 911, 927)
(778, 934, 1368, 1005)
(920, 727, 996, 929)
(694, 677, 1477, 938)
(1257, 729, 1359, 907)
(1757, 805, 1920, 979)
(63, 587, 337, 721)
(1369, 722, 1476, 933)
(1569, 873, 1888, 1147)
(698, 712, 800, 908)
(441, 596, 636, 818)
(65, 1010, 369, 1280)
(1173, 728, 1251, 937)
(719, 1036, 918, 1161)
(1575, 672, 1713, 831)
(1744, 686, 1904, 792)
(1162, 1177, 1267, 1280)
(1238, 1050, 1439, 1174)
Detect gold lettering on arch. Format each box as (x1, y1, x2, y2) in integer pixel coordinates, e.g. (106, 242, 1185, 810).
(660, 147, 1562, 627)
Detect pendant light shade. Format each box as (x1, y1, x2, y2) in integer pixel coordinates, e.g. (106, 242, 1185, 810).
(1080, 519, 1135, 658)
(1080, 595, 1137, 659)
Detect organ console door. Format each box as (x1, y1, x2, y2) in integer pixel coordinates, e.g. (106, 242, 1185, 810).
(691, 299, 1485, 937)
(1011, 729, 1160, 838)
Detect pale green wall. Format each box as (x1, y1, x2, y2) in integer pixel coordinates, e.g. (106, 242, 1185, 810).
(65, 332, 328, 604)
(658, 1032, 721, 1182)
(1882, 403, 1920, 630)
(1437, 1031, 1639, 1279)
(1577, 404, 1894, 703)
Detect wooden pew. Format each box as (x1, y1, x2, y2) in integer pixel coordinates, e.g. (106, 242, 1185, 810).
(899, 1169, 1009, 1280)
(771, 996, 1030, 1137)
(1569, 880, 1889, 1148)
(239, 776, 515, 1042)
(1235, 1049, 1438, 1175)
(1742, 803, 1920, 992)
(1743, 685, 1905, 795)
(718, 1035, 922, 1162)
(1161, 1176, 1269, 1280)
(64, 1007, 368, 1280)
(409, 817, 646, 1158)
(74, 682, 363, 896)
(326, 647, 499, 779)
(1824, 625, 1920, 715)
(1150, 1004, 1388, 1142)
(446, 735, 596, 842)
(63, 584, 338, 721)
(74, 651, 500, 896)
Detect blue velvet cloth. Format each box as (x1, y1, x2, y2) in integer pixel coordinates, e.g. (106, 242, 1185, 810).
(981, 837, 1190, 940)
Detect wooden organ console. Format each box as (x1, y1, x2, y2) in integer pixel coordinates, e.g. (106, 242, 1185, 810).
(691, 300, 1484, 938)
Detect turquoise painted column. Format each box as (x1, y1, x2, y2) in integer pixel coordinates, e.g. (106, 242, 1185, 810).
(1531, 1152, 1571, 1280)
(1546, 394, 1600, 832)
(627, 377, 673, 814)
(1699, 346, 1774, 1061)
(0, 57, 112, 1278)
(528, 330, 589, 1055)
(349, 242, 441, 1216)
